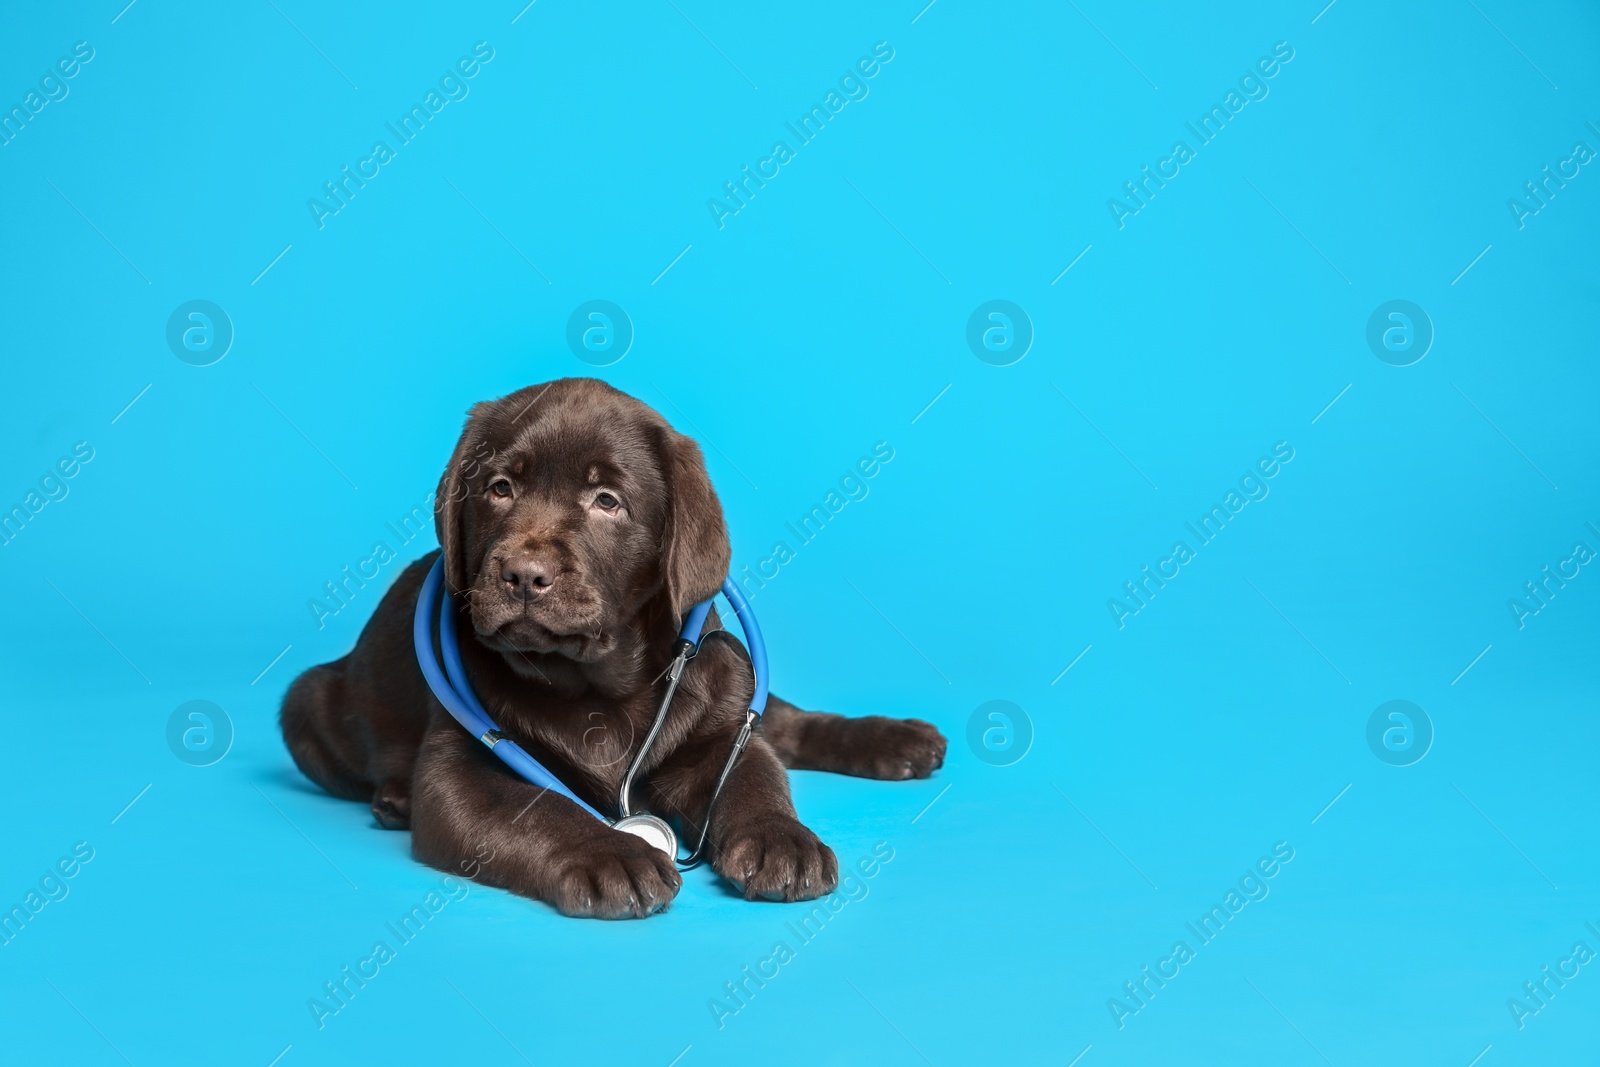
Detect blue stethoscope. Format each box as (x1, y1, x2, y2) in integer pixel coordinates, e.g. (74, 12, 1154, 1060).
(413, 556, 768, 867)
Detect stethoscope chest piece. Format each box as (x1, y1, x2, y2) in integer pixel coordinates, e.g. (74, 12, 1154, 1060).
(613, 814, 678, 859)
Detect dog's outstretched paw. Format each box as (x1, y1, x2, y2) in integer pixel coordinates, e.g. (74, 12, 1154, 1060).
(835, 716, 948, 780)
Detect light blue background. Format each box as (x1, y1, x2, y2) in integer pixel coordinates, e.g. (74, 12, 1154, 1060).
(2, 1, 1597, 1064)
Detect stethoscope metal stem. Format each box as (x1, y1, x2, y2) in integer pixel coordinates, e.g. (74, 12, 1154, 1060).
(414, 556, 768, 871)
(618, 640, 694, 819)
(679, 709, 756, 867)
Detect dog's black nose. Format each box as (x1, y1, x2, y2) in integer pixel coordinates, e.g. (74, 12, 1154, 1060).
(501, 557, 555, 598)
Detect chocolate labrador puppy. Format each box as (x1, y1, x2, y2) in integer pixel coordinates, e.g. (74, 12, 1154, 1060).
(280, 378, 945, 918)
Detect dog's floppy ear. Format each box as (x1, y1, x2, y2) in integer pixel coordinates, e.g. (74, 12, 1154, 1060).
(434, 402, 493, 594)
(659, 426, 730, 624)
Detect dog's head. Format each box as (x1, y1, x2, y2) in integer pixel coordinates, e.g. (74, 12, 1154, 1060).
(434, 378, 729, 663)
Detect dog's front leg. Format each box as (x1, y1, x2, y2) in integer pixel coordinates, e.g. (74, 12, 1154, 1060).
(409, 723, 680, 919)
(653, 732, 838, 902)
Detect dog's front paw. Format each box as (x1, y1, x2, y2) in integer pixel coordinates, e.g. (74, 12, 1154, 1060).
(846, 716, 948, 780)
(716, 817, 838, 902)
(547, 831, 682, 919)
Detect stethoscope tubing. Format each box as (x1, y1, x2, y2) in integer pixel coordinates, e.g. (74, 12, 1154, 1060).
(415, 557, 607, 818)
(413, 556, 767, 864)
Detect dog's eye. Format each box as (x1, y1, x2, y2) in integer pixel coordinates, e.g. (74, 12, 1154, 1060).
(594, 492, 620, 511)
(489, 479, 513, 499)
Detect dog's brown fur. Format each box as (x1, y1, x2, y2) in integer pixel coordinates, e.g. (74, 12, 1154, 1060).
(280, 378, 945, 918)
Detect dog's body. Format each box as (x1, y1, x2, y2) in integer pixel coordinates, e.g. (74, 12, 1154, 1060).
(280, 378, 945, 918)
